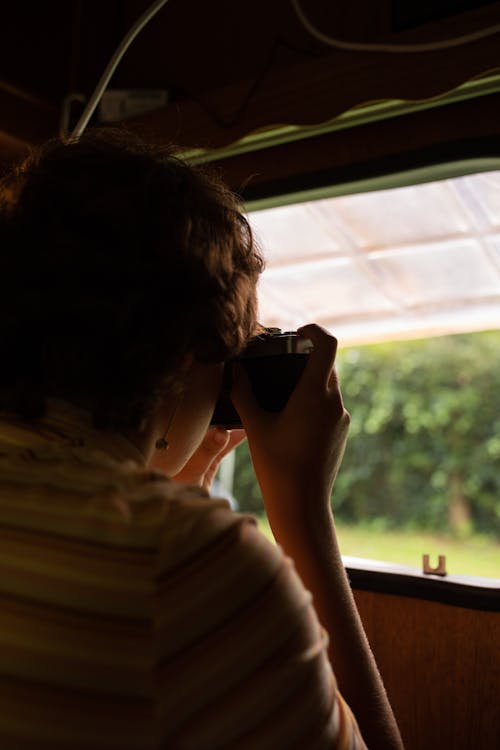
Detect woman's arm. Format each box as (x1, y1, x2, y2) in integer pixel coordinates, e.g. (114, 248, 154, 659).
(232, 324, 404, 750)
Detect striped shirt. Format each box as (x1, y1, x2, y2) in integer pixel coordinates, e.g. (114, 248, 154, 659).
(0, 403, 366, 749)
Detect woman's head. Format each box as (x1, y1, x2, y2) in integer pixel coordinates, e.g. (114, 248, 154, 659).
(0, 129, 263, 430)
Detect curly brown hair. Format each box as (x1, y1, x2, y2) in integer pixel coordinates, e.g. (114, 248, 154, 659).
(0, 129, 263, 430)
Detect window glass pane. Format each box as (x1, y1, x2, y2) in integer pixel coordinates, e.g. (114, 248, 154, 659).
(231, 332, 500, 580)
(225, 171, 500, 581)
(332, 331, 500, 579)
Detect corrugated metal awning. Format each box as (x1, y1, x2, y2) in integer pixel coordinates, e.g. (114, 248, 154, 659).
(250, 171, 500, 344)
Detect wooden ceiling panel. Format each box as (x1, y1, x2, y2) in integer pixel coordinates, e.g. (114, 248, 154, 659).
(1, 0, 499, 170)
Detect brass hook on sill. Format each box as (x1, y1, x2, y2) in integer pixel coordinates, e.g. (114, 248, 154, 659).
(422, 554, 447, 577)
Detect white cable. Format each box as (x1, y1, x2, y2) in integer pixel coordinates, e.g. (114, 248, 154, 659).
(292, 0, 500, 53)
(70, 0, 169, 140)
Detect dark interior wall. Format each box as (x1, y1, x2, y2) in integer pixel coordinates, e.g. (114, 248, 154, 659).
(392, 0, 499, 30)
(1, 1, 74, 103)
(1, 0, 500, 164)
(354, 589, 500, 750)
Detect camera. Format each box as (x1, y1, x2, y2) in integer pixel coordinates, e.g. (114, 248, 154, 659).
(210, 328, 313, 429)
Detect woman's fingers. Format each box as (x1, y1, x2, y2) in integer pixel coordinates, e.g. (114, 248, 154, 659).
(170, 426, 247, 491)
(171, 427, 230, 486)
(199, 429, 246, 492)
(296, 324, 337, 392)
(223, 429, 247, 455)
(297, 325, 346, 416)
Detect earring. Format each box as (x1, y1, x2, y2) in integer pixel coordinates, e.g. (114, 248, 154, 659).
(155, 386, 184, 451)
(155, 435, 169, 451)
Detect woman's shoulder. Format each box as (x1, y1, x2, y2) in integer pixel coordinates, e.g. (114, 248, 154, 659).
(0, 424, 257, 554)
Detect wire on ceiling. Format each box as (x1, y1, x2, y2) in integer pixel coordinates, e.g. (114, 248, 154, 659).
(70, 0, 169, 140)
(291, 0, 500, 53)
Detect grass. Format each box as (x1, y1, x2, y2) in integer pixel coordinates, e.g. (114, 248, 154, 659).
(255, 514, 500, 579)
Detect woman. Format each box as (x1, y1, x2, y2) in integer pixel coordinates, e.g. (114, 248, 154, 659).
(0, 130, 403, 749)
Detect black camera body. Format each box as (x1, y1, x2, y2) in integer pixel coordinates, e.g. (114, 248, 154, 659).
(210, 328, 313, 429)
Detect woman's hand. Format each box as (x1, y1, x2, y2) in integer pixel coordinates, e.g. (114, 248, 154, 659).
(152, 427, 246, 493)
(232, 327, 405, 750)
(231, 324, 350, 523)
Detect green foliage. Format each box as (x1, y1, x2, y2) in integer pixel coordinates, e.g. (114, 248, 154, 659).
(233, 330, 500, 538)
(254, 514, 500, 579)
(233, 440, 264, 514)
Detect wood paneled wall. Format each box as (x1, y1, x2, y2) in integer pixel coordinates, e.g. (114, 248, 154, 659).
(353, 589, 500, 750)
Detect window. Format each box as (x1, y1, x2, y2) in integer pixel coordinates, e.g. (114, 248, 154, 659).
(225, 169, 500, 581)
